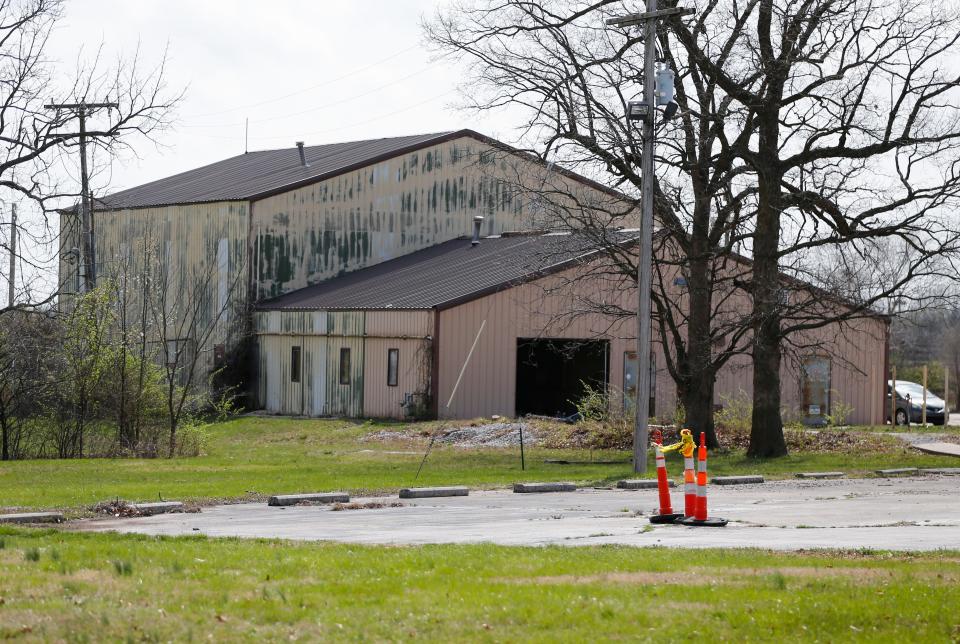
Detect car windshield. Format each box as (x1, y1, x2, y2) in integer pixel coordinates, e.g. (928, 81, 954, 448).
(895, 381, 939, 400)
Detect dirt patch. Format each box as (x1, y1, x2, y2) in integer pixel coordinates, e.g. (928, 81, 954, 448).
(330, 502, 405, 511)
(496, 571, 697, 586)
(495, 565, 958, 587)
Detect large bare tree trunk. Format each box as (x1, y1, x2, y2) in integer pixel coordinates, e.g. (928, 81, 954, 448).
(748, 172, 787, 457)
(684, 242, 719, 448)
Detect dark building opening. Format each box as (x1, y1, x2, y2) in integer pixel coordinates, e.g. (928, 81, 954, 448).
(515, 338, 609, 417)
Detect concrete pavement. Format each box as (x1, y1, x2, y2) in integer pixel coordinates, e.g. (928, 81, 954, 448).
(76, 476, 960, 551)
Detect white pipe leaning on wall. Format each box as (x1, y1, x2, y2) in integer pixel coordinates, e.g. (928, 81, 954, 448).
(446, 319, 486, 409)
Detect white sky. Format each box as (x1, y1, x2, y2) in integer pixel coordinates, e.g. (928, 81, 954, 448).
(47, 0, 515, 193)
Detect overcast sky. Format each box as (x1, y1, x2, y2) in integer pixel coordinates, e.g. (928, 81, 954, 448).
(47, 0, 514, 194)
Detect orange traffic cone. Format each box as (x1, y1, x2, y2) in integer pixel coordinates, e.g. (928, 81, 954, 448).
(678, 432, 728, 527)
(649, 434, 683, 524)
(682, 442, 696, 519)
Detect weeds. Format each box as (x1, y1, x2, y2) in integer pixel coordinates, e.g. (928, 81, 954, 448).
(24, 547, 40, 562)
(111, 559, 133, 576)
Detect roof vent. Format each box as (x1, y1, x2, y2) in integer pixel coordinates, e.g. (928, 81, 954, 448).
(296, 141, 309, 167)
(471, 216, 484, 246)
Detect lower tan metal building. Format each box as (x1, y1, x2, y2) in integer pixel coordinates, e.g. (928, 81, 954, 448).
(255, 230, 889, 425)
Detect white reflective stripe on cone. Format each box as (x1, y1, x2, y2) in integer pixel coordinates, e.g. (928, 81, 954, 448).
(696, 486, 707, 497)
(685, 483, 696, 494)
(684, 457, 694, 469)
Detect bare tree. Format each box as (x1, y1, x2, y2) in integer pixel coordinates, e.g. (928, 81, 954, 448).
(666, 0, 960, 455)
(428, 0, 960, 457)
(426, 0, 755, 447)
(145, 233, 246, 457)
(0, 0, 180, 315)
(0, 309, 57, 459)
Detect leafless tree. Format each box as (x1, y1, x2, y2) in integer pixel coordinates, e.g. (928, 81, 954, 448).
(0, 0, 180, 315)
(666, 0, 960, 455)
(0, 309, 57, 459)
(428, 0, 960, 457)
(145, 233, 246, 457)
(426, 0, 755, 447)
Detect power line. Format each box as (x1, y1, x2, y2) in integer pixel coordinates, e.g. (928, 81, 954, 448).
(191, 88, 459, 144)
(180, 64, 441, 129)
(181, 44, 421, 120)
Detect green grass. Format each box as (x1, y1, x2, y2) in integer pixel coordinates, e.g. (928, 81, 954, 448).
(0, 527, 957, 641)
(1, 416, 957, 513)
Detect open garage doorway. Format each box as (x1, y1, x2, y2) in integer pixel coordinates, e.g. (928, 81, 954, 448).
(515, 339, 609, 417)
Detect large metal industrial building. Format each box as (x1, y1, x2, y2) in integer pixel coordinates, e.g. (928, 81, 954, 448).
(60, 129, 890, 426)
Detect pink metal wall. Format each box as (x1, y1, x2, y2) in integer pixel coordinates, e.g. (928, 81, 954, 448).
(435, 265, 888, 424)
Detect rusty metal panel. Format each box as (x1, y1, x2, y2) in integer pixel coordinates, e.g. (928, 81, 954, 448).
(76, 201, 250, 390)
(326, 310, 365, 337)
(324, 337, 365, 417)
(251, 135, 623, 299)
(303, 334, 328, 416)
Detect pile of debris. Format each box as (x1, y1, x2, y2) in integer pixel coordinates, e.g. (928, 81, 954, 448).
(431, 422, 535, 448)
(92, 499, 146, 518)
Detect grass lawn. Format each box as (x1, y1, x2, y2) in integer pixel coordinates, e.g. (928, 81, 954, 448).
(0, 527, 956, 641)
(1, 416, 958, 513)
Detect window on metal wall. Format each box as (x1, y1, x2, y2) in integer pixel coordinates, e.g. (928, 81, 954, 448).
(290, 346, 301, 383)
(339, 347, 351, 385)
(801, 356, 831, 425)
(387, 348, 399, 387)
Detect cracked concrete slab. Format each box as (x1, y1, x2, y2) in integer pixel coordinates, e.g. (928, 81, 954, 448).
(73, 477, 960, 552)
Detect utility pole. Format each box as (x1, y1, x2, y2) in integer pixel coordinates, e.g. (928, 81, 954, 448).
(43, 101, 118, 292)
(608, 2, 693, 473)
(7, 203, 15, 308)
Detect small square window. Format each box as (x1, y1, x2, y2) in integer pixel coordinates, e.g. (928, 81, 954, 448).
(387, 348, 399, 387)
(339, 347, 351, 385)
(291, 346, 302, 383)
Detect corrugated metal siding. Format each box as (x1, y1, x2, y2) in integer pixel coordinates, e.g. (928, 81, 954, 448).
(251, 136, 620, 299)
(364, 310, 432, 337)
(255, 309, 432, 419)
(363, 337, 433, 418)
(62, 201, 250, 389)
(256, 310, 366, 417)
(437, 271, 634, 419)
(436, 263, 887, 424)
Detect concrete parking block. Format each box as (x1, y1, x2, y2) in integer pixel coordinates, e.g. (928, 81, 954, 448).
(712, 475, 764, 485)
(132, 502, 184, 516)
(0, 512, 64, 524)
(875, 468, 919, 477)
(512, 482, 576, 493)
(399, 486, 469, 499)
(912, 442, 960, 458)
(796, 472, 845, 479)
(919, 467, 960, 475)
(268, 492, 349, 507)
(617, 479, 675, 489)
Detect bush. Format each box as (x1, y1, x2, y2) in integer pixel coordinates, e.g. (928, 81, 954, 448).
(172, 422, 209, 457)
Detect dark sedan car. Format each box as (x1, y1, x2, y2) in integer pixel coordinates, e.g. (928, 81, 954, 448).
(887, 379, 946, 426)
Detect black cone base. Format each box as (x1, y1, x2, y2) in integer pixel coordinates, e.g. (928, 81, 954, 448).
(649, 512, 684, 524)
(677, 516, 728, 527)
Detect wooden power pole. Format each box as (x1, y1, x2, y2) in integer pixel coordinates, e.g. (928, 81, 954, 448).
(607, 2, 693, 473)
(43, 101, 117, 292)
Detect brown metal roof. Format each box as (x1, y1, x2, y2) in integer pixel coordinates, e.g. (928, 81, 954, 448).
(95, 131, 460, 209)
(257, 232, 636, 312)
(93, 129, 632, 210)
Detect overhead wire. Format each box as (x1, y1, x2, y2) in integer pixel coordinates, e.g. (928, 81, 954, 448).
(181, 43, 422, 120)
